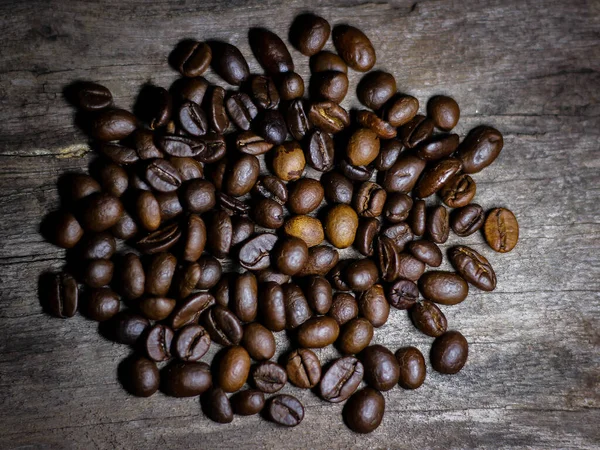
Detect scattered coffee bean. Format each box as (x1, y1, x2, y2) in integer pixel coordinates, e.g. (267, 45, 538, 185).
(484, 207, 519, 252)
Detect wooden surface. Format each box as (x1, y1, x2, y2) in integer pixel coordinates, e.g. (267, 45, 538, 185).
(0, 0, 599, 448)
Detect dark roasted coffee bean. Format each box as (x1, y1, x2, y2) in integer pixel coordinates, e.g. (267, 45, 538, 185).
(178, 101, 208, 136)
(310, 50, 348, 73)
(171, 41, 212, 77)
(202, 387, 233, 423)
(324, 204, 359, 249)
(410, 300, 447, 337)
(157, 134, 205, 157)
(174, 324, 211, 362)
(258, 282, 286, 331)
(322, 171, 353, 205)
(174, 263, 201, 299)
(282, 283, 312, 329)
(355, 218, 379, 256)
(416, 133, 460, 161)
(231, 389, 265, 415)
(241, 322, 276, 361)
(387, 279, 419, 310)
(382, 222, 414, 251)
(116, 253, 145, 300)
(384, 94, 419, 127)
(415, 157, 462, 199)
(239, 233, 277, 270)
(196, 255, 222, 290)
(449, 246, 497, 291)
(109, 311, 150, 345)
(347, 128, 380, 167)
(384, 193, 413, 223)
(144, 252, 176, 296)
(360, 344, 400, 391)
(304, 129, 334, 172)
(169, 157, 203, 181)
(308, 101, 350, 134)
(399, 115, 434, 149)
(277, 71, 305, 100)
(203, 304, 243, 345)
(138, 296, 176, 321)
(67, 173, 101, 202)
(285, 99, 311, 141)
(311, 70, 349, 103)
(339, 161, 371, 182)
(210, 42, 250, 85)
(232, 272, 258, 323)
(286, 348, 321, 388)
(97, 161, 128, 197)
(345, 258, 379, 291)
(408, 199, 426, 237)
(235, 131, 273, 155)
(250, 28, 294, 74)
(284, 215, 325, 247)
(353, 181, 386, 218)
(99, 142, 139, 165)
(377, 237, 402, 282)
(484, 207, 519, 253)
(145, 324, 174, 362)
(407, 240, 443, 267)
(395, 346, 426, 389)
(79, 193, 124, 232)
(440, 173, 476, 208)
(254, 109, 287, 145)
(329, 260, 351, 291)
(91, 109, 137, 141)
(195, 132, 226, 163)
(225, 154, 260, 196)
(290, 13, 330, 56)
(252, 175, 288, 204)
(287, 178, 323, 214)
(135, 190, 161, 231)
(181, 179, 216, 213)
(227, 93, 258, 131)
(146, 86, 172, 130)
(428, 95, 460, 131)
(319, 356, 364, 402)
(205, 210, 232, 259)
(374, 139, 402, 171)
(396, 252, 426, 282)
(303, 276, 332, 314)
(419, 271, 468, 305)
(344, 387, 384, 433)
(382, 153, 426, 193)
(217, 192, 251, 216)
(357, 71, 396, 110)
(231, 216, 255, 247)
(332, 25, 376, 72)
(212, 273, 233, 308)
(133, 129, 163, 160)
(273, 237, 309, 275)
(427, 205, 450, 244)
(207, 86, 229, 134)
(145, 158, 182, 193)
(267, 395, 304, 427)
(297, 316, 340, 348)
(252, 361, 287, 393)
(85, 288, 120, 322)
(169, 292, 214, 330)
(174, 76, 209, 105)
(256, 268, 290, 285)
(356, 110, 397, 139)
(163, 361, 211, 397)
(431, 330, 468, 374)
(358, 284, 389, 328)
(249, 75, 280, 110)
(83, 259, 114, 288)
(71, 81, 112, 111)
(328, 292, 358, 325)
(47, 211, 84, 249)
(338, 318, 373, 355)
(456, 126, 504, 174)
(136, 222, 181, 254)
(298, 245, 339, 276)
(125, 357, 159, 397)
(48, 272, 78, 318)
(129, 169, 151, 191)
(252, 198, 284, 229)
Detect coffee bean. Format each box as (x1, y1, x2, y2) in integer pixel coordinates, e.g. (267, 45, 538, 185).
(285, 99, 312, 141)
(231, 217, 255, 247)
(225, 93, 257, 132)
(135, 191, 161, 231)
(310, 50, 348, 73)
(324, 204, 358, 249)
(231, 389, 265, 415)
(66, 174, 101, 203)
(338, 318, 374, 355)
(252, 197, 285, 229)
(303, 276, 332, 315)
(196, 132, 227, 163)
(79, 193, 124, 232)
(427, 95, 460, 131)
(427, 205, 450, 244)
(138, 296, 176, 321)
(456, 126, 504, 174)
(290, 13, 331, 56)
(47, 211, 84, 249)
(353, 181, 387, 218)
(239, 233, 278, 270)
(414, 157, 462, 199)
(286, 178, 322, 215)
(267, 395, 304, 427)
(345, 258, 379, 291)
(144, 159, 182, 193)
(440, 174, 476, 208)
(354, 218, 378, 257)
(356, 110, 397, 139)
(212, 273, 233, 308)
(236, 131, 273, 155)
(382, 222, 414, 251)
(329, 261, 351, 292)
(249, 74, 280, 110)
(145, 252, 176, 296)
(256, 268, 290, 285)
(273, 237, 309, 276)
(286, 348, 321, 389)
(91, 109, 137, 141)
(297, 316, 340, 348)
(207, 86, 229, 134)
(99, 143, 139, 165)
(322, 172, 353, 205)
(232, 272, 258, 323)
(83, 259, 114, 288)
(431, 330, 468, 374)
(157, 134, 205, 157)
(450, 204, 484, 237)
(357, 71, 396, 110)
(346, 128, 380, 166)
(395, 346, 426, 389)
(181, 214, 206, 262)
(305, 128, 334, 172)
(136, 222, 182, 254)
(360, 345, 401, 391)
(155, 192, 183, 221)
(217, 346, 251, 393)
(410, 300, 447, 337)
(277, 72, 305, 100)
(145, 324, 174, 362)
(484, 207, 519, 252)
(328, 292, 359, 326)
(96, 161, 128, 197)
(298, 245, 339, 277)
(203, 304, 243, 345)
(109, 311, 150, 345)
(181, 179, 216, 214)
(399, 114, 434, 149)
(271, 141, 305, 181)
(241, 322, 275, 361)
(332, 25, 376, 72)
(407, 240, 443, 267)
(195, 256, 221, 290)
(283, 215, 324, 248)
(382, 153, 427, 193)
(374, 140, 402, 171)
(419, 271, 469, 305)
(387, 279, 419, 310)
(416, 133, 460, 161)
(341, 159, 376, 181)
(343, 387, 385, 433)
(319, 356, 364, 402)
(174, 76, 209, 105)
(252, 176, 287, 205)
(210, 42, 250, 85)
(48, 272, 78, 318)
(84, 288, 119, 321)
(449, 246, 497, 291)
(384, 193, 413, 223)
(358, 284, 389, 328)
(178, 101, 208, 136)
(308, 101, 350, 134)
(173, 263, 200, 300)
(384, 94, 419, 127)
(202, 387, 233, 423)
(169, 292, 215, 330)
(311, 71, 349, 103)
(254, 109, 288, 145)
(162, 361, 212, 397)
(217, 191, 251, 216)
(258, 282, 286, 331)
(171, 41, 212, 77)
(407, 199, 426, 237)
(282, 283, 313, 329)
(125, 357, 160, 397)
(376, 236, 401, 284)
(71, 81, 113, 111)
(224, 154, 260, 197)
(173, 324, 211, 362)
(250, 27, 294, 73)
(252, 361, 287, 393)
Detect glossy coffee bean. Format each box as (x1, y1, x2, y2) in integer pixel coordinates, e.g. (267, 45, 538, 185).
(252, 175, 288, 204)
(303, 276, 332, 315)
(156, 192, 183, 221)
(205, 211, 232, 259)
(395, 346, 426, 389)
(308, 101, 350, 134)
(358, 284, 389, 328)
(174, 76, 208, 105)
(311, 70, 349, 103)
(239, 233, 277, 270)
(162, 361, 211, 397)
(99, 142, 139, 165)
(173, 324, 211, 362)
(115, 253, 144, 301)
(97, 161, 128, 197)
(322, 172, 353, 205)
(282, 283, 313, 329)
(226, 93, 258, 131)
(171, 41, 211, 77)
(440, 174, 476, 208)
(144, 252, 176, 296)
(410, 300, 447, 337)
(256, 268, 290, 285)
(203, 304, 243, 345)
(145, 324, 174, 362)
(338, 318, 373, 355)
(354, 218, 379, 257)
(360, 345, 400, 391)
(273, 237, 309, 276)
(319, 356, 364, 402)
(84, 288, 119, 321)
(414, 157, 462, 199)
(79, 193, 124, 232)
(377, 237, 401, 283)
(249, 75, 280, 110)
(231, 216, 255, 247)
(231, 389, 265, 416)
(456, 126, 504, 174)
(48, 211, 84, 249)
(416, 133, 460, 161)
(427, 205, 450, 244)
(48, 272, 78, 318)
(328, 293, 359, 326)
(136, 223, 182, 255)
(169, 292, 214, 330)
(305, 128, 334, 172)
(207, 86, 230, 133)
(83, 259, 114, 288)
(285, 99, 311, 141)
(382, 222, 414, 251)
(242, 323, 275, 361)
(345, 259, 379, 291)
(357, 71, 396, 110)
(344, 387, 384, 433)
(329, 260, 351, 291)
(111, 210, 138, 240)
(374, 140, 402, 171)
(407, 240, 443, 267)
(132, 129, 162, 160)
(346, 128, 380, 167)
(70, 81, 112, 111)
(387, 279, 419, 310)
(125, 356, 159, 397)
(384, 193, 413, 223)
(249, 28, 294, 74)
(109, 311, 150, 345)
(298, 245, 339, 277)
(290, 13, 330, 56)
(180, 179, 216, 214)
(225, 155, 260, 197)
(210, 42, 250, 85)
(135, 191, 161, 231)
(258, 282, 286, 332)
(252, 361, 287, 393)
(277, 72, 305, 101)
(408, 199, 426, 237)
(428, 95, 460, 131)
(484, 207, 519, 253)
(182, 214, 206, 262)
(232, 272, 258, 323)
(310, 50, 347, 74)
(384, 94, 419, 127)
(235, 132, 273, 157)
(267, 395, 304, 427)
(356, 110, 396, 139)
(218, 346, 251, 393)
(196, 256, 222, 290)
(271, 141, 305, 181)
(66, 173, 101, 202)
(297, 316, 340, 348)
(252, 198, 284, 229)
(177, 101, 208, 136)
(431, 330, 468, 374)
(286, 348, 321, 389)
(419, 271, 469, 305)
(287, 178, 324, 214)
(283, 215, 324, 248)
(91, 109, 137, 141)
(138, 296, 176, 321)
(353, 181, 386, 218)
(449, 246, 497, 291)
(332, 25, 376, 72)
(156, 134, 205, 158)
(399, 114, 434, 149)
(255, 109, 288, 145)
(202, 387, 233, 423)
(324, 204, 358, 249)
(382, 153, 426, 193)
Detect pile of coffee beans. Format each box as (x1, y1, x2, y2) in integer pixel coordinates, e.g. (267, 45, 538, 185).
(42, 13, 519, 433)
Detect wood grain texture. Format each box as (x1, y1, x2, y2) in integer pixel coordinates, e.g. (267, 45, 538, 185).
(0, 0, 599, 448)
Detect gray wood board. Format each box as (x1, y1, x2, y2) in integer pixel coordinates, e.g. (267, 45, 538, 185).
(0, 0, 599, 448)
